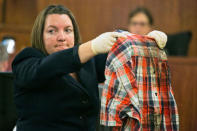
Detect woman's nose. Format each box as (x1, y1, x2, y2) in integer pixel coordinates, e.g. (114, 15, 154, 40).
(57, 31, 66, 42)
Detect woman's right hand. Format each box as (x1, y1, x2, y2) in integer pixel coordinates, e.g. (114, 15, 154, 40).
(91, 32, 126, 55)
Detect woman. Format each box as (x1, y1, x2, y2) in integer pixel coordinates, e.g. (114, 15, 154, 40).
(12, 5, 126, 131)
(0, 44, 8, 71)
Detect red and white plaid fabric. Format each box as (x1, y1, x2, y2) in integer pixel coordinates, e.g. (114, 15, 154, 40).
(100, 34, 179, 131)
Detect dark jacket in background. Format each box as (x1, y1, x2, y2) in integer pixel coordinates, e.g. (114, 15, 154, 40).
(12, 45, 107, 131)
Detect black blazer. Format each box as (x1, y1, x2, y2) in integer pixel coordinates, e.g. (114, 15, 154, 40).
(12, 45, 107, 131)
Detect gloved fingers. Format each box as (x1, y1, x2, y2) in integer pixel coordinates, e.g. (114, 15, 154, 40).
(109, 37, 117, 45)
(148, 30, 167, 49)
(105, 44, 113, 51)
(121, 31, 130, 36)
(148, 30, 167, 41)
(105, 40, 114, 48)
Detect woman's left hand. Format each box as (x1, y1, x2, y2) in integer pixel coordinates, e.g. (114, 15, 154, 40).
(147, 30, 167, 49)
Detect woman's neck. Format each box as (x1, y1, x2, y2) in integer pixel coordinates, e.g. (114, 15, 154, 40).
(69, 73, 79, 81)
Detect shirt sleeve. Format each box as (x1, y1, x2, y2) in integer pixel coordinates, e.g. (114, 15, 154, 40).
(12, 45, 82, 88)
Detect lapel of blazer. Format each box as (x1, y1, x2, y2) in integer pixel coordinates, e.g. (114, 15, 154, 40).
(77, 60, 98, 97)
(63, 75, 89, 97)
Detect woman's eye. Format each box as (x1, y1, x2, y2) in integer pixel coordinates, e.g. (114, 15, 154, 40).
(48, 30, 55, 34)
(65, 29, 73, 33)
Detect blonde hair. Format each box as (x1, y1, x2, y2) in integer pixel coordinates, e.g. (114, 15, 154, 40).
(31, 5, 81, 55)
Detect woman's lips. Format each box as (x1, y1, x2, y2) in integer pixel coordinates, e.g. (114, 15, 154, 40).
(55, 45, 69, 50)
(55, 44, 64, 47)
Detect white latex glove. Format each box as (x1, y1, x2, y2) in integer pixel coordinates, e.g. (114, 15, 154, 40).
(91, 32, 126, 55)
(147, 30, 167, 49)
(120, 30, 131, 35)
(13, 126, 16, 131)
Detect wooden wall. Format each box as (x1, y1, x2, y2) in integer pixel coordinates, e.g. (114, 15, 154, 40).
(168, 57, 197, 131)
(0, 0, 197, 56)
(0, 0, 37, 52)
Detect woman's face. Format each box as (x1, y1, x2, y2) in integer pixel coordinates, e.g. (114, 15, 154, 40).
(128, 13, 152, 35)
(43, 14, 74, 54)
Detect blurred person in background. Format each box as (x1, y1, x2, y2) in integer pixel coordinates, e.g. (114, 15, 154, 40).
(0, 44, 9, 72)
(0, 36, 16, 72)
(128, 7, 153, 35)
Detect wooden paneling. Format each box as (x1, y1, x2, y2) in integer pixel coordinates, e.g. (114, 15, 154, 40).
(0, 0, 36, 51)
(178, 0, 197, 57)
(0, 0, 4, 23)
(35, 0, 197, 56)
(5, 0, 37, 25)
(0, 0, 197, 55)
(168, 57, 197, 131)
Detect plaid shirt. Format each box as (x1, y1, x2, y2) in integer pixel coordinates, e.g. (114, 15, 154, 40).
(100, 34, 179, 131)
